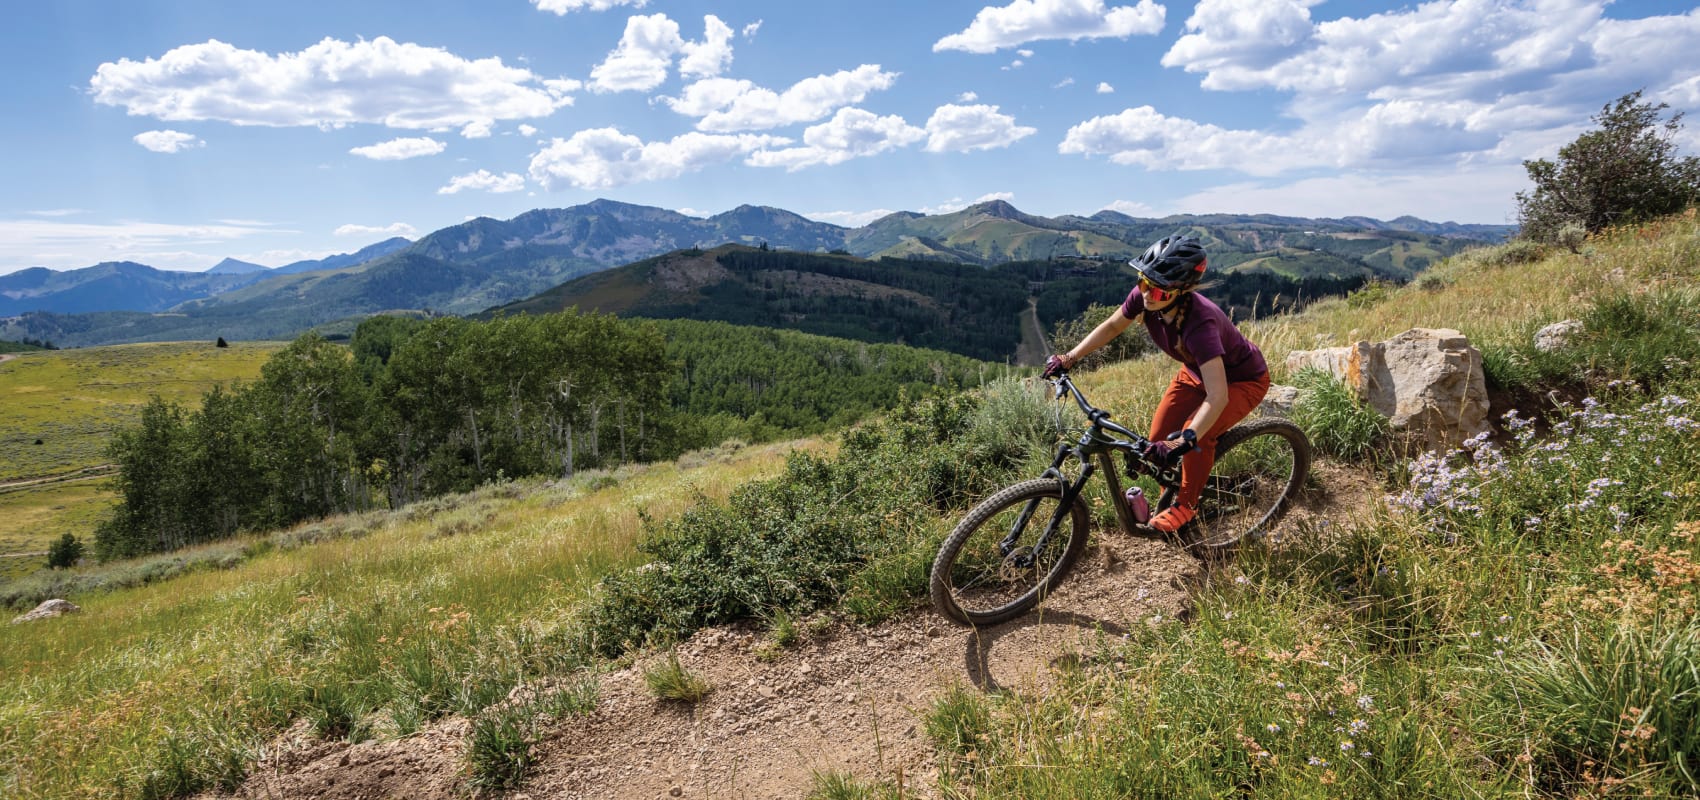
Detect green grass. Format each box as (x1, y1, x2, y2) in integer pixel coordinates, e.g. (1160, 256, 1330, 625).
(0, 479, 114, 581)
(0, 441, 812, 798)
(0, 341, 282, 482)
(0, 342, 281, 580)
(641, 652, 712, 704)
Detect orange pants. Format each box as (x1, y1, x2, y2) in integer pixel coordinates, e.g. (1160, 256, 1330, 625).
(1149, 368, 1271, 508)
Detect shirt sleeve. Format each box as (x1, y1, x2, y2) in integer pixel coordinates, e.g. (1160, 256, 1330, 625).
(1120, 286, 1145, 319)
(1182, 315, 1226, 367)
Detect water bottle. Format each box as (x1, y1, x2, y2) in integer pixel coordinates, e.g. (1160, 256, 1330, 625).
(1124, 487, 1150, 524)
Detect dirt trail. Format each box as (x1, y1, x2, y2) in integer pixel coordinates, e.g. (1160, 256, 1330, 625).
(1014, 299, 1049, 368)
(217, 460, 1380, 800)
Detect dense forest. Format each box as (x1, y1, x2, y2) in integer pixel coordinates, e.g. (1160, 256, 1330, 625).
(534, 247, 1033, 362)
(95, 311, 1002, 560)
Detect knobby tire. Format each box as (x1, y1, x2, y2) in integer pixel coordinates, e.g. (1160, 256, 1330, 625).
(929, 478, 1089, 627)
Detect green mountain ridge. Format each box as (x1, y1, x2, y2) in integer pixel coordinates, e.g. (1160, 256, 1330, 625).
(0, 199, 1511, 347)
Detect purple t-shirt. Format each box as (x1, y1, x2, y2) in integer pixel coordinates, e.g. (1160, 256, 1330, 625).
(1120, 289, 1268, 383)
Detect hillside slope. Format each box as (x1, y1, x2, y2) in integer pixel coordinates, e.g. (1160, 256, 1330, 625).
(7, 213, 1695, 799)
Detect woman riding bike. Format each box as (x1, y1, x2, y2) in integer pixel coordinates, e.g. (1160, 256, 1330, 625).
(1042, 233, 1270, 535)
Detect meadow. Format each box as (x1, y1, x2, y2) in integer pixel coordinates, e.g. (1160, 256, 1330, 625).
(0, 341, 281, 571)
(3, 213, 1698, 798)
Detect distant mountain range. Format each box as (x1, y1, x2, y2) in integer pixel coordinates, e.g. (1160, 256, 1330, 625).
(0, 238, 413, 317)
(0, 199, 1514, 347)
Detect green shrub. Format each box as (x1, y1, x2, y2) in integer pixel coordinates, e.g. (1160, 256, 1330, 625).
(1345, 279, 1395, 309)
(45, 533, 83, 569)
(573, 384, 1050, 657)
(1289, 368, 1390, 461)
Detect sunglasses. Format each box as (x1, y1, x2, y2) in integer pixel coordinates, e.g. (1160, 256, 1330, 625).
(1140, 277, 1177, 303)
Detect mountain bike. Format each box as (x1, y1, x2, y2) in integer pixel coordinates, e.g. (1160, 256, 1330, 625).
(929, 370, 1311, 626)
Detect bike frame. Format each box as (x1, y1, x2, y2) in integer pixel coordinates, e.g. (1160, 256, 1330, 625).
(1002, 373, 1184, 561)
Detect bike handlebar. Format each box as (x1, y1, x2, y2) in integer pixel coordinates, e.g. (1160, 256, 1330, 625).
(1047, 370, 1198, 463)
(1049, 371, 1144, 443)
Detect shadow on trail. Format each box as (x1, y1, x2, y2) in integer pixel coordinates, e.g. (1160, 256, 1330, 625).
(959, 609, 1129, 693)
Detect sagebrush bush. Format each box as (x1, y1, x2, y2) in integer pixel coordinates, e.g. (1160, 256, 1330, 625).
(573, 381, 1052, 656)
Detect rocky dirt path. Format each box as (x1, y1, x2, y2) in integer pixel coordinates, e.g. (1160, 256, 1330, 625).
(219, 460, 1381, 800)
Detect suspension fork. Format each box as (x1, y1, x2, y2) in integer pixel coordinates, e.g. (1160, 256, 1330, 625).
(1001, 443, 1095, 558)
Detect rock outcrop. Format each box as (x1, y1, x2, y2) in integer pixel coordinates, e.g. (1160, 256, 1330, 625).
(1286, 328, 1490, 450)
(11, 598, 79, 624)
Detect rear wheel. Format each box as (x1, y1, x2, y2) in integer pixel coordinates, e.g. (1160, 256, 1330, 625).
(1164, 418, 1311, 555)
(929, 478, 1089, 626)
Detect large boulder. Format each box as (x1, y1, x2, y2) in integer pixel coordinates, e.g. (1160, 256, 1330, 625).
(1285, 328, 1490, 450)
(11, 598, 80, 624)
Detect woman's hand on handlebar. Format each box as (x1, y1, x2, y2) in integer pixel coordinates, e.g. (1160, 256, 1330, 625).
(1042, 353, 1073, 379)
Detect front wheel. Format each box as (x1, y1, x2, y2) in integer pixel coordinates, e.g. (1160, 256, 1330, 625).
(929, 478, 1090, 626)
(1182, 417, 1311, 554)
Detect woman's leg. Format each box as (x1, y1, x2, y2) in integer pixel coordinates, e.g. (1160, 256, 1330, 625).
(1176, 373, 1272, 508)
(1149, 368, 1205, 442)
(1148, 370, 1273, 530)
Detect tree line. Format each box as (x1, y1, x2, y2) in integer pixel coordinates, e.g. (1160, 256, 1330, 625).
(94, 311, 999, 560)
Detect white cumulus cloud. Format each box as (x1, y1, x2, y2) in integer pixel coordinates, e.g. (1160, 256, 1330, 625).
(438, 170, 527, 194)
(1066, 0, 1700, 179)
(663, 64, 900, 132)
(920, 192, 1018, 215)
(923, 104, 1036, 152)
(935, 0, 1166, 54)
(91, 37, 576, 132)
(134, 130, 204, 153)
(532, 0, 647, 13)
(529, 128, 786, 189)
(334, 222, 418, 236)
(349, 137, 446, 160)
(746, 108, 926, 170)
(518, 124, 538, 137)
(1097, 82, 1115, 93)
(589, 14, 734, 93)
(1059, 106, 1310, 175)
(680, 15, 735, 79)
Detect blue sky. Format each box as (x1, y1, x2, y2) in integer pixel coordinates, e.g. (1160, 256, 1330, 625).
(2, 0, 1697, 274)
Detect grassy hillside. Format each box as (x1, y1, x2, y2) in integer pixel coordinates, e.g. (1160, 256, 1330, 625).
(0, 440, 818, 796)
(2, 213, 1695, 798)
(0, 342, 281, 578)
(0, 341, 283, 482)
